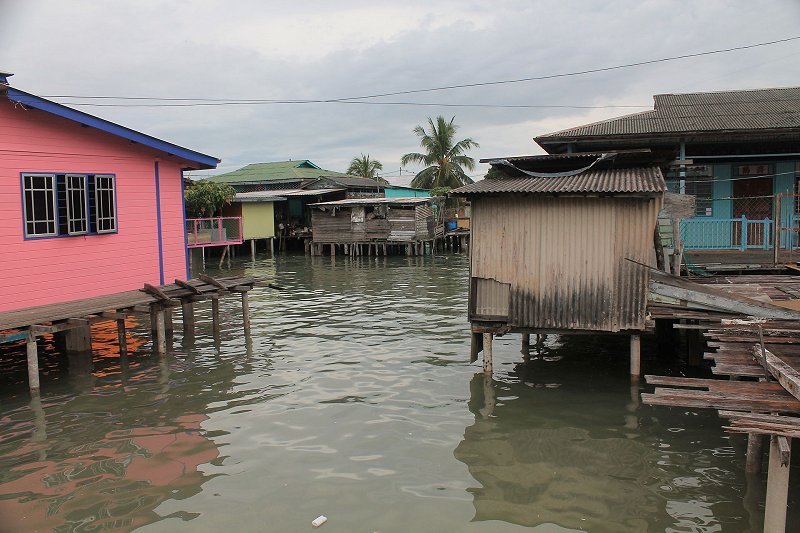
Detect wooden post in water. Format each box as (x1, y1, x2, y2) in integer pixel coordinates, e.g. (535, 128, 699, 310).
(241, 290, 251, 336)
(746, 433, 763, 474)
(182, 299, 195, 337)
(164, 307, 173, 333)
(521, 333, 530, 350)
(251, 239, 256, 261)
(270, 237, 275, 256)
(630, 334, 641, 378)
(210, 295, 220, 339)
(482, 333, 493, 376)
(117, 318, 128, 357)
(764, 435, 791, 533)
(26, 330, 40, 393)
(152, 305, 167, 355)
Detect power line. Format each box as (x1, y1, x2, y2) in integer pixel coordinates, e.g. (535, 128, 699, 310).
(36, 35, 800, 107)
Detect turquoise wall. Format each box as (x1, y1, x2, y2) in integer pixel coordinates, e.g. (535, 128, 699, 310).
(385, 188, 431, 198)
(711, 164, 732, 219)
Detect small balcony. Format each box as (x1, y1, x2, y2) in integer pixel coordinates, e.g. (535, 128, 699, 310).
(186, 217, 243, 248)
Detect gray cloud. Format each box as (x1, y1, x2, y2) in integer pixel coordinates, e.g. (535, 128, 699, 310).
(2, 0, 798, 182)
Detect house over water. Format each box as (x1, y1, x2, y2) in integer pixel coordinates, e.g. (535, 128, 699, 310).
(536, 87, 800, 263)
(0, 72, 219, 313)
(208, 160, 429, 254)
(451, 151, 666, 376)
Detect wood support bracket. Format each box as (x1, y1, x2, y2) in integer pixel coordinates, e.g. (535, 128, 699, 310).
(175, 279, 203, 295)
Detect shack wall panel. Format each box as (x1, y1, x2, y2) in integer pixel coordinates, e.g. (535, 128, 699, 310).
(470, 195, 660, 331)
(0, 99, 190, 311)
(241, 202, 275, 239)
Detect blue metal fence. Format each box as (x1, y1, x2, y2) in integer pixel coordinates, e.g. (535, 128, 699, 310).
(680, 216, 772, 250)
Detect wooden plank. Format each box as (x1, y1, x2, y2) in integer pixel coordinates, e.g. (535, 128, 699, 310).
(142, 283, 172, 302)
(174, 279, 203, 295)
(197, 273, 227, 290)
(756, 345, 800, 402)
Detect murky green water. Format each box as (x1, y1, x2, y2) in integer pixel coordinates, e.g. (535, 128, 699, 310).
(0, 254, 796, 532)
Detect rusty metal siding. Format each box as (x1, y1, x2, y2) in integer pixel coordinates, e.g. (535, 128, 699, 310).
(470, 195, 661, 332)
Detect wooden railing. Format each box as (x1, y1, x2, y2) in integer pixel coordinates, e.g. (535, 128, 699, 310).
(186, 217, 243, 248)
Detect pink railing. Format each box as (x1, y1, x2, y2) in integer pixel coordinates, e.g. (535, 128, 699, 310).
(186, 217, 244, 248)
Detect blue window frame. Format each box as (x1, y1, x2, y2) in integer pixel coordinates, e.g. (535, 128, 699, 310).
(21, 172, 117, 239)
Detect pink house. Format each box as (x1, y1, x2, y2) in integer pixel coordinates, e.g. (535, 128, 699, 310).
(0, 72, 219, 312)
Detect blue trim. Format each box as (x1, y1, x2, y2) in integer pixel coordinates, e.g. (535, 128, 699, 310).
(181, 174, 191, 280)
(6, 87, 219, 170)
(154, 161, 165, 285)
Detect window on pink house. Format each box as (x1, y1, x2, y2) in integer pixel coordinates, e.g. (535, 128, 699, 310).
(22, 173, 117, 238)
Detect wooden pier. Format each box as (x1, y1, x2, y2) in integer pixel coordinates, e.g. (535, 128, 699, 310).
(0, 275, 254, 394)
(645, 273, 800, 532)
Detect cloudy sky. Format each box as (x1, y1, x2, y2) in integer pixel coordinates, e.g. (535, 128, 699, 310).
(2, 0, 799, 184)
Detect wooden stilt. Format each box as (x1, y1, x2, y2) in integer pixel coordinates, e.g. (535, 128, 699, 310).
(746, 433, 764, 474)
(211, 296, 221, 339)
(201, 246, 205, 269)
(182, 300, 195, 336)
(26, 330, 40, 393)
(117, 318, 128, 357)
(764, 435, 791, 533)
(630, 334, 641, 378)
(270, 237, 275, 256)
(241, 291, 251, 335)
(164, 307, 173, 333)
(153, 306, 166, 355)
(482, 333, 493, 376)
(521, 333, 531, 349)
(250, 239, 256, 261)
(331, 243, 336, 256)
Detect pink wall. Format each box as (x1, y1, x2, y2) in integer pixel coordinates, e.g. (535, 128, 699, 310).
(0, 100, 193, 312)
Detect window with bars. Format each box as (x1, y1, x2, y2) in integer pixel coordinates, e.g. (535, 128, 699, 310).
(21, 173, 117, 238)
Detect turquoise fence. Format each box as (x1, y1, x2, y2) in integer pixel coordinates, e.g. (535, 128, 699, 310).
(681, 217, 772, 250)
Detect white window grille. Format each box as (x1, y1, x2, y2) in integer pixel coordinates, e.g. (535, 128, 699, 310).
(93, 174, 117, 233)
(66, 174, 88, 235)
(22, 173, 57, 237)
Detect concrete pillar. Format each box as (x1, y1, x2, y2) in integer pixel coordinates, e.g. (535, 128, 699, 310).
(482, 333, 493, 376)
(270, 237, 275, 256)
(61, 324, 92, 353)
(764, 435, 791, 533)
(211, 296, 220, 340)
(630, 334, 641, 378)
(251, 239, 256, 261)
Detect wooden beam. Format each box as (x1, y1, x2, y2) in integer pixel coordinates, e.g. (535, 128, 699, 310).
(142, 283, 172, 302)
(174, 279, 203, 295)
(197, 273, 227, 290)
(755, 345, 800, 402)
(26, 330, 40, 393)
(764, 435, 791, 533)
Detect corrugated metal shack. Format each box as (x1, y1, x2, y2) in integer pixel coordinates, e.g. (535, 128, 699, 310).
(450, 151, 666, 376)
(309, 197, 440, 256)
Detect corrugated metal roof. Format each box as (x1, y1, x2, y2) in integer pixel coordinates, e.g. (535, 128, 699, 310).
(451, 166, 665, 195)
(320, 176, 387, 188)
(537, 86, 800, 140)
(310, 197, 439, 207)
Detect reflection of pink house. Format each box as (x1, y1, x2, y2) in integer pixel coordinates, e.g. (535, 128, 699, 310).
(0, 414, 218, 532)
(0, 72, 219, 312)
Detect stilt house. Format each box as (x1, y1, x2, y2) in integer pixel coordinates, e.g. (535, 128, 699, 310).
(451, 151, 665, 334)
(0, 72, 219, 312)
(309, 197, 439, 255)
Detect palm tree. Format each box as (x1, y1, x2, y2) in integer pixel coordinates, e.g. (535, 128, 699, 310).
(346, 154, 388, 184)
(401, 116, 479, 189)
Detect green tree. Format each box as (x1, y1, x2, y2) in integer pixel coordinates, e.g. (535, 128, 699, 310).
(400, 116, 479, 189)
(346, 153, 388, 184)
(184, 179, 236, 217)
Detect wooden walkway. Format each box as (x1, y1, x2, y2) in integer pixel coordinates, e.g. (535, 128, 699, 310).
(1, 275, 255, 394)
(644, 273, 800, 532)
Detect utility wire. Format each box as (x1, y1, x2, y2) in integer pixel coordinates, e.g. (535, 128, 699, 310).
(38, 35, 800, 106)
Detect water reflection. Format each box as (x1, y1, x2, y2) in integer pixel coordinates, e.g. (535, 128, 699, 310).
(455, 374, 659, 532)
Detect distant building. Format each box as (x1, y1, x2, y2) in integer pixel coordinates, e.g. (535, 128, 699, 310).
(0, 72, 218, 312)
(535, 87, 800, 252)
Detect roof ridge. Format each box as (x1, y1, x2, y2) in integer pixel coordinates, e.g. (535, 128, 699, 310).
(536, 109, 656, 138)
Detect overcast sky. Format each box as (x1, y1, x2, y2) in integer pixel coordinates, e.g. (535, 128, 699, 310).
(2, 0, 799, 184)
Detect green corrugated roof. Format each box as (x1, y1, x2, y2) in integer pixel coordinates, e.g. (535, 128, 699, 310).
(206, 160, 349, 183)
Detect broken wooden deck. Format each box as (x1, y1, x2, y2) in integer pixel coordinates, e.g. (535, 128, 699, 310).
(1, 275, 255, 394)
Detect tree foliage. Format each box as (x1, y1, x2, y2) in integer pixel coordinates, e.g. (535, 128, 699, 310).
(346, 153, 388, 184)
(184, 179, 236, 217)
(400, 116, 479, 189)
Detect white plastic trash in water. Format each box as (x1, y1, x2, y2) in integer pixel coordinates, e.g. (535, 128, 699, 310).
(312, 515, 328, 528)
